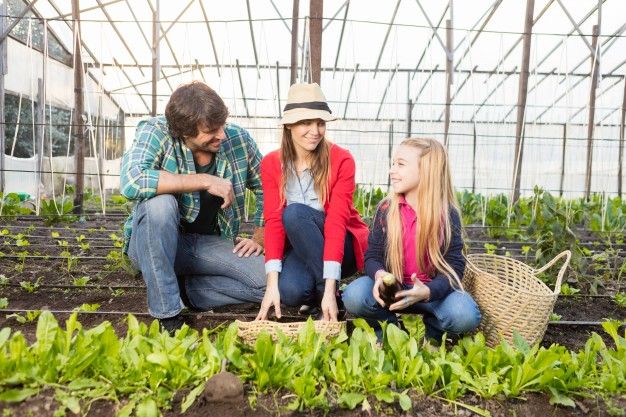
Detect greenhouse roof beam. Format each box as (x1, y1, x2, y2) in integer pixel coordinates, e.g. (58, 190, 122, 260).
(555, 0, 593, 52)
(0, 0, 39, 44)
(453, 0, 503, 71)
(332, 0, 350, 76)
(245, 0, 260, 76)
(159, 0, 195, 41)
(414, 0, 450, 60)
(563, 22, 626, 82)
(412, 5, 448, 80)
(323, 0, 349, 31)
(342, 63, 359, 118)
(375, 64, 399, 119)
(413, 64, 438, 103)
(50, 0, 123, 19)
(529, 0, 606, 77)
(94, 0, 147, 77)
(123, 0, 174, 93)
(198, 0, 221, 77)
(569, 76, 623, 122)
(146, 0, 181, 70)
(484, 0, 556, 83)
(437, 66, 477, 121)
(500, 68, 556, 122)
(269, 0, 294, 34)
(373, 0, 401, 79)
(113, 57, 151, 113)
(470, 66, 517, 122)
(44, 0, 124, 112)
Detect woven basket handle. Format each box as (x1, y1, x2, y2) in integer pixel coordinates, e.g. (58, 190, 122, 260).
(533, 250, 572, 294)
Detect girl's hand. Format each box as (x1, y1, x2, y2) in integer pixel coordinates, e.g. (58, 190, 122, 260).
(389, 275, 431, 311)
(372, 270, 387, 307)
(255, 274, 281, 320)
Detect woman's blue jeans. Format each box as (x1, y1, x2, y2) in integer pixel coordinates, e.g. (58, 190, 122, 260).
(278, 203, 357, 306)
(342, 275, 481, 341)
(127, 195, 266, 319)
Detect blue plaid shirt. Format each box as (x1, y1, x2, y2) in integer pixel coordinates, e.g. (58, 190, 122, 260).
(120, 116, 264, 251)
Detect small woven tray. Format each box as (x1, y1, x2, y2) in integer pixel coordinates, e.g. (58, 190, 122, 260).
(235, 319, 345, 343)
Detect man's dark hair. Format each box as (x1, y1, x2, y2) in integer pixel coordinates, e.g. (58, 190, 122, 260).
(165, 81, 229, 139)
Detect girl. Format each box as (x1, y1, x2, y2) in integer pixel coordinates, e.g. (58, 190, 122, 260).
(256, 83, 369, 322)
(342, 138, 480, 340)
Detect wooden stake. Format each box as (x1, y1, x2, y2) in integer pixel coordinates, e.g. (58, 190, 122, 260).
(72, 0, 85, 215)
(584, 25, 599, 199)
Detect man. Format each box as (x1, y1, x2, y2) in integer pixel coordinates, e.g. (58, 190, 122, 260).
(120, 81, 265, 333)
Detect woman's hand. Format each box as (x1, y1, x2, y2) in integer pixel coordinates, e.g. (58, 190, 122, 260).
(321, 279, 338, 321)
(389, 274, 431, 311)
(255, 273, 281, 320)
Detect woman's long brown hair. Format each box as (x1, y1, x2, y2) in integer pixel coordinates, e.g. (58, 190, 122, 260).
(385, 138, 463, 290)
(279, 123, 330, 205)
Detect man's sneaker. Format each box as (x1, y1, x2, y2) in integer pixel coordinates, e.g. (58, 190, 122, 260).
(159, 315, 185, 334)
(299, 304, 321, 317)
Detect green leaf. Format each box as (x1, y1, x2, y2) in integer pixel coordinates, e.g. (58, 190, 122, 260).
(135, 398, 159, 417)
(182, 382, 206, 412)
(548, 387, 575, 407)
(338, 392, 365, 410)
(398, 392, 412, 411)
(0, 387, 39, 402)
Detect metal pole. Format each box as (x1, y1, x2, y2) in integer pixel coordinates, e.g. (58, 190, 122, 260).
(290, 0, 299, 85)
(444, 18, 453, 147)
(151, 0, 160, 116)
(559, 123, 567, 197)
(511, 0, 535, 202)
(618, 76, 625, 198)
(0, 0, 7, 193)
(309, 0, 323, 84)
(276, 61, 281, 118)
(472, 123, 477, 193)
(585, 25, 599, 199)
(387, 121, 394, 191)
(72, 0, 85, 215)
(36, 79, 44, 205)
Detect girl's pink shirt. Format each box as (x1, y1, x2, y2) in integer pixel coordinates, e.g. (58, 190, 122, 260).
(398, 196, 432, 285)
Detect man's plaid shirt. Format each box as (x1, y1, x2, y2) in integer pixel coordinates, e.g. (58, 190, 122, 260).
(120, 116, 264, 251)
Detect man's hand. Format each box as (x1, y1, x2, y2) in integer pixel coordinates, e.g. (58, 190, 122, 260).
(389, 276, 430, 311)
(206, 175, 235, 208)
(256, 274, 281, 320)
(233, 237, 262, 257)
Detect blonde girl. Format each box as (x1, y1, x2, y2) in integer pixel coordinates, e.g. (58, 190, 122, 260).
(342, 138, 480, 340)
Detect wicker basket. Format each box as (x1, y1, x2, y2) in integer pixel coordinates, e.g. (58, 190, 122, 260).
(235, 319, 345, 343)
(464, 250, 571, 347)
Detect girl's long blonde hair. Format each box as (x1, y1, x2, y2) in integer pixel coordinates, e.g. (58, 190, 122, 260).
(279, 124, 330, 204)
(385, 138, 463, 290)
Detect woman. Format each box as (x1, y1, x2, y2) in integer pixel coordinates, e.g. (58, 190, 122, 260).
(255, 83, 369, 322)
(342, 138, 481, 341)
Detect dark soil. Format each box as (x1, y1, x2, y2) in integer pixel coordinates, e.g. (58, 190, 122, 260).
(0, 217, 625, 416)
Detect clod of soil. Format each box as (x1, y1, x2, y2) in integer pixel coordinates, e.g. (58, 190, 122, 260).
(201, 371, 244, 403)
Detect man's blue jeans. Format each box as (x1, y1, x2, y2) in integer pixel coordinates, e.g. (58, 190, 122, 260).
(127, 195, 266, 319)
(279, 203, 357, 306)
(342, 275, 481, 341)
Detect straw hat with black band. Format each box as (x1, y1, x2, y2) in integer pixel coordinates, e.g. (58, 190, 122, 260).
(279, 83, 339, 125)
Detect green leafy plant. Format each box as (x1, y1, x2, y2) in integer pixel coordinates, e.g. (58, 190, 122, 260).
(614, 292, 626, 308)
(59, 250, 78, 273)
(14, 251, 29, 273)
(0, 298, 8, 309)
(76, 235, 90, 251)
(39, 197, 77, 226)
(74, 303, 100, 312)
(7, 310, 41, 324)
(72, 276, 90, 287)
(0, 274, 8, 286)
(19, 277, 42, 293)
(560, 283, 581, 296)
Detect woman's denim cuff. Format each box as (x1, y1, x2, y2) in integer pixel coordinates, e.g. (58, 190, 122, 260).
(323, 261, 341, 280)
(265, 259, 282, 274)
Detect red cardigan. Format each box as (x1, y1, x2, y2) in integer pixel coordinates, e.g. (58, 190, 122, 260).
(261, 144, 369, 272)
